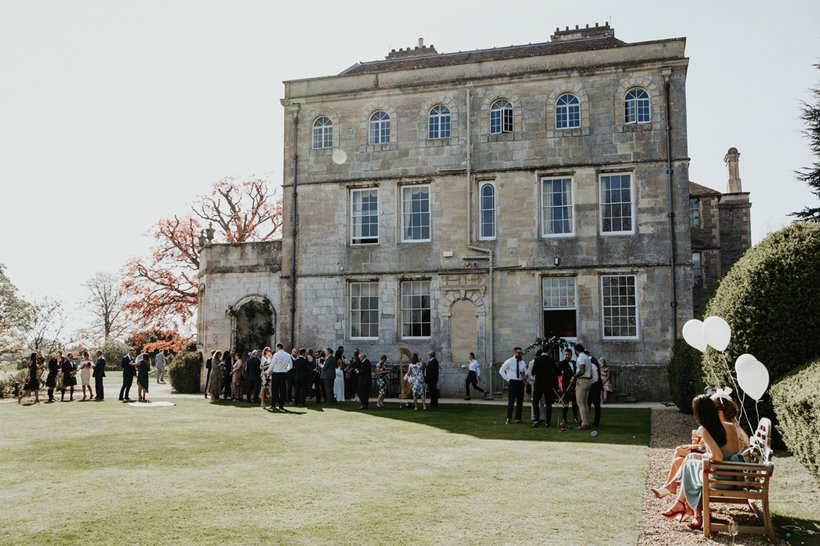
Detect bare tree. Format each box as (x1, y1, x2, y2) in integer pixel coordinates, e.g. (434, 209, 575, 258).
(0, 263, 32, 352)
(84, 272, 127, 341)
(26, 297, 65, 353)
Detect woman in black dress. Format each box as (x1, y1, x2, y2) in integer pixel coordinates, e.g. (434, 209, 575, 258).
(60, 352, 77, 401)
(17, 353, 41, 404)
(45, 355, 59, 402)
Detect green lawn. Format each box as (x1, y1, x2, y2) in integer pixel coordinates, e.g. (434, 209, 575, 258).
(1, 400, 650, 545)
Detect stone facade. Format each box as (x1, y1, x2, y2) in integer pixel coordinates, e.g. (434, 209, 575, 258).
(689, 148, 752, 313)
(199, 24, 705, 400)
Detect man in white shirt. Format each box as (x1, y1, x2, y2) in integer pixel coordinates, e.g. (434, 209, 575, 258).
(155, 350, 167, 384)
(569, 343, 593, 429)
(268, 343, 293, 410)
(464, 352, 485, 400)
(498, 347, 527, 424)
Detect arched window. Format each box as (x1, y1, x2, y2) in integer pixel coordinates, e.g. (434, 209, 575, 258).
(555, 93, 580, 129)
(428, 105, 451, 139)
(312, 116, 333, 149)
(490, 99, 513, 134)
(479, 183, 496, 239)
(369, 111, 391, 144)
(625, 88, 650, 124)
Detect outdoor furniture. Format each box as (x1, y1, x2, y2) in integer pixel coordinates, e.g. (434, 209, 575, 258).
(702, 417, 775, 542)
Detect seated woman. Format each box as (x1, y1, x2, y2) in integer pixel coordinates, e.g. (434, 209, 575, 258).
(652, 388, 748, 498)
(661, 394, 744, 530)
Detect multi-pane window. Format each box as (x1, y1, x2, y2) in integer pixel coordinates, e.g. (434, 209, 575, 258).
(542, 277, 577, 338)
(625, 88, 650, 124)
(428, 105, 451, 139)
(541, 177, 574, 236)
(600, 173, 634, 234)
(369, 111, 390, 144)
(693, 252, 703, 288)
(690, 198, 700, 227)
(401, 280, 431, 338)
(601, 275, 639, 339)
(350, 282, 379, 339)
(351, 189, 379, 245)
(490, 99, 513, 134)
(479, 183, 496, 239)
(555, 93, 580, 129)
(312, 116, 333, 149)
(401, 185, 430, 242)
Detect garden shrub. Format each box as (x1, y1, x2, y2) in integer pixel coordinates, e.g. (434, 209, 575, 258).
(771, 358, 820, 483)
(668, 338, 704, 413)
(102, 339, 132, 369)
(168, 349, 202, 393)
(700, 222, 820, 390)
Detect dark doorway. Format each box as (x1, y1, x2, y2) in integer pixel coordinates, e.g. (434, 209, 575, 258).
(234, 299, 275, 358)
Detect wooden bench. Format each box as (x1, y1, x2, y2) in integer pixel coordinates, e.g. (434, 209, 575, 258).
(702, 417, 775, 542)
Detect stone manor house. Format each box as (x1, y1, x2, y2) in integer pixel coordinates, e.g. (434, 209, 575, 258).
(197, 24, 751, 399)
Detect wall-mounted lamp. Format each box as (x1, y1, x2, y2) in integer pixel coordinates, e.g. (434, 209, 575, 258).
(554, 256, 561, 267)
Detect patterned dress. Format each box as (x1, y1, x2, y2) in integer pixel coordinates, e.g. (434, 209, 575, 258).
(375, 362, 388, 396)
(410, 362, 425, 397)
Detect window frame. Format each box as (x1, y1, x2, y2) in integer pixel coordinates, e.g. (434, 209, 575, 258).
(555, 93, 581, 129)
(349, 281, 380, 340)
(624, 88, 651, 124)
(400, 184, 431, 243)
(599, 173, 636, 236)
(427, 105, 451, 140)
(368, 111, 391, 145)
(400, 280, 431, 339)
(541, 176, 575, 237)
(692, 252, 703, 288)
(478, 182, 496, 240)
(350, 188, 379, 246)
(601, 275, 640, 340)
(312, 116, 333, 149)
(490, 99, 513, 134)
(542, 276, 578, 340)
(690, 198, 700, 227)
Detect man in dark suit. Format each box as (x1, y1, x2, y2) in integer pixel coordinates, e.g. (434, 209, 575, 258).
(221, 349, 232, 400)
(530, 349, 558, 427)
(245, 350, 262, 404)
(119, 349, 136, 401)
(425, 351, 440, 408)
(93, 350, 106, 400)
(356, 353, 372, 410)
(321, 348, 337, 405)
(557, 348, 579, 426)
(293, 348, 310, 406)
(204, 350, 215, 399)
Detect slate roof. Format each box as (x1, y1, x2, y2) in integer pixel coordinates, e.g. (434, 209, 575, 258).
(689, 181, 721, 196)
(339, 36, 627, 76)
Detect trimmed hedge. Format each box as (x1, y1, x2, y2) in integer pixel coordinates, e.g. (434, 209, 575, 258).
(668, 338, 704, 414)
(102, 339, 132, 370)
(168, 350, 202, 393)
(701, 222, 820, 389)
(771, 358, 820, 483)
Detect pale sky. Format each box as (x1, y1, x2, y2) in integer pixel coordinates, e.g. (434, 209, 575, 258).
(1, 0, 818, 336)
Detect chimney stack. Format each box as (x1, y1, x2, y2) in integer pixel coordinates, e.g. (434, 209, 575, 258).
(724, 147, 742, 193)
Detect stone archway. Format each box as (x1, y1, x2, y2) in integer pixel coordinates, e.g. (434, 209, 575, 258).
(449, 299, 478, 365)
(231, 296, 276, 358)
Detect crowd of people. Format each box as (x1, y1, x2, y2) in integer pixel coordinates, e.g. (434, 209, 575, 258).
(16, 348, 170, 404)
(202, 344, 442, 411)
(499, 343, 612, 428)
(651, 389, 751, 531)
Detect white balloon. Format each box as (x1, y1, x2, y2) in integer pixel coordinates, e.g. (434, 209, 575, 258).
(735, 354, 756, 368)
(703, 316, 732, 352)
(736, 358, 769, 401)
(682, 319, 708, 352)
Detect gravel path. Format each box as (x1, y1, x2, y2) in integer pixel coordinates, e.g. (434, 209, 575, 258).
(639, 408, 785, 545)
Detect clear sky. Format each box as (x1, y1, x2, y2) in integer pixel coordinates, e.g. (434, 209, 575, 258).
(1, 0, 818, 336)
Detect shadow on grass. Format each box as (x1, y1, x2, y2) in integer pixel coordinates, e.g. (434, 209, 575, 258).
(331, 402, 650, 446)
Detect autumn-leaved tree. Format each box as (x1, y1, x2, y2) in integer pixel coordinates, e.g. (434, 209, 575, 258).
(793, 63, 820, 222)
(121, 175, 282, 328)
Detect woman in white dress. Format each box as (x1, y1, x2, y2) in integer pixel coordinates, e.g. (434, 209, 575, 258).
(333, 360, 345, 403)
(79, 351, 95, 401)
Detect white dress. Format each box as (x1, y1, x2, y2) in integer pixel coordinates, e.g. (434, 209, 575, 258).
(79, 360, 93, 386)
(333, 368, 345, 402)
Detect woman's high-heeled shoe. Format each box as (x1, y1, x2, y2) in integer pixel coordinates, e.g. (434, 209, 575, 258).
(661, 500, 688, 521)
(651, 486, 673, 499)
(688, 518, 702, 530)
